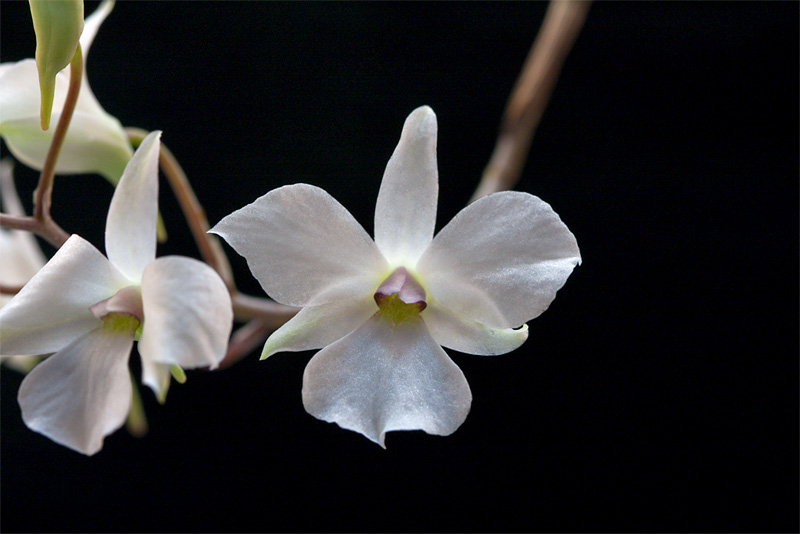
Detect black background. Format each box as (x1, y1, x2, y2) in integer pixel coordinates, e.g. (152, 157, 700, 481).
(1, 1, 797, 532)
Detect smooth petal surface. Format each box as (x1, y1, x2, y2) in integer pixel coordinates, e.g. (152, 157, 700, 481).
(374, 106, 439, 267)
(303, 314, 472, 447)
(140, 358, 171, 404)
(0, 235, 130, 356)
(0, 60, 132, 182)
(18, 324, 134, 455)
(105, 131, 161, 282)
(417, 192, 581, 329)
(137, 256, 233, 376)
(423, 302, 529, 356)
(211, 184, 388, 307)
(261, 295, 376, 359)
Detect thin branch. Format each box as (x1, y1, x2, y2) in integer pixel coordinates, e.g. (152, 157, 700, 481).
(218, 319, 275, 369)
(470, 0, 591, 202)
(0, 212, 69, 248)
(126, 127, 235, 290)
(231, 293, 298, 325)
(0, 283, 24, 295)
(33, 45, 83, 220)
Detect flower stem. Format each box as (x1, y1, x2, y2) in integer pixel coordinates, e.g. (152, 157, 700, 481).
(218, 319, 276, 369)
(470, 0, 590, 202)
(33, 44, 83, 222)
(0, 283, 24, 295)
(125, 128, 235, 290)
(0, 212, 69, 248)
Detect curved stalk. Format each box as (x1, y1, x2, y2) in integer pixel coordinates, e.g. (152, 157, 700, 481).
(471, 0, 591, 202)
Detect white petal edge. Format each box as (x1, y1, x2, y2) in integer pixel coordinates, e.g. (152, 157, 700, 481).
(0, 234, 131, 356)
(18, 323, 134, 455)
(137, 256, 233, 374)
(261, 295, 377, 359)
(417, 191, 581, 329)
(302, 314, 472, 447)
(423, 302, 529, 356)
(211, 184, 388, 307)
(374, 106, 439, 268)
(140, 358, 172, 403)
(80, 0, 115, 63)
(105, 131, 161, 282)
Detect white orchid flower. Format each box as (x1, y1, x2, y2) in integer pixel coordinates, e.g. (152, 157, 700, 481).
(0, 0, 133, 184)
(0, 131, 233, 455)
(211, 106, 581, 446)
(0, 159, 47, 373)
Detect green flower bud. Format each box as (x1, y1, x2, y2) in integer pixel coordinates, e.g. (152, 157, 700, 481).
(29, 0, 84, 130)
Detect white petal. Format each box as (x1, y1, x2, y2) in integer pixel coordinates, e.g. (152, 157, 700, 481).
(140, 358, 171, 403)
(0, 234, 131, 356)
(80, 0, 115, 61)
(137, 256, 233, 374)
(374, 106, 438, 267)
(302, 314, 472, 447)
(0, 160, 47, 309)
(0, 57, 132, 183)
(261, 295, 376, 359)
(423, 302, 528, 355)
(0, 60, 42, 124)
(211, 184, 388, 307)
(74, 0, 118, 131)
(105, 131, 161, 282)
(417, 192, 581, 329)
(18, 323, 135, 455)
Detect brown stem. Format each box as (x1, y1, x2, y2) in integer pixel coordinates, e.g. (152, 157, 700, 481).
(470, 0, 591, 202)
(33, 45, 83, 220)
(231, 293, 299, 325)
(0, 212, 69, 248)
(218, 319, 274, 369)
(125, 128, 235, 290)
(0, 283, 24, 295)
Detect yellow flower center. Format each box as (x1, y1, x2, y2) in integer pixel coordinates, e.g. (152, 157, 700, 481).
(374, 266, 427, 324)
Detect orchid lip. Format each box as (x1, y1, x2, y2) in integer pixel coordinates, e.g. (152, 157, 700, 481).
(374, 267, 427, 322)
(89, 285, 144, 323)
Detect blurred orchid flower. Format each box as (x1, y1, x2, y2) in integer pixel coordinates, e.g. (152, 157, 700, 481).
(212, 106, 581, 446)
(0, 159, 46, 373)
(0, 0, 133, 185)
(0, 131, 233, 455)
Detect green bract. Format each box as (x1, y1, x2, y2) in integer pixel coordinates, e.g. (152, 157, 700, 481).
(29, 0, 84, 130)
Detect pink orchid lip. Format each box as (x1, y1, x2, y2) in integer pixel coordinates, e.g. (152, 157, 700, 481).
(90, 285, 144, 322)
(374, 266, 427, 310)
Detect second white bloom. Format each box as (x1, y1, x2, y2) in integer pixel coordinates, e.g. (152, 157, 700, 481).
(212, 106, 581, 446)
(0, 131, 233, 455)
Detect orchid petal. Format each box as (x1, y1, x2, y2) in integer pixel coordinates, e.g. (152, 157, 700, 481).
(80, 0, 115, 69)
(423, 302, 529, 356)
(137, 256, 232, 376)
(0, 60, 132, 183)
(417, 192, 581, 329)
(303, 314, 472, 447)
(140, 358, 172, 404)
(18, 323, 135, 455)
(105, 131, 161, 282)
(261, 295, 376, 359)
(0, 160, 47, 304)
(211, 184, 388, 307)
(0, 234, 130, 356)
(374, 106, 438, 267)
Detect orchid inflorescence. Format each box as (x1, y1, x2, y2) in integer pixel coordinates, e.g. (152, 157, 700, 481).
(0, 0, 584, 454)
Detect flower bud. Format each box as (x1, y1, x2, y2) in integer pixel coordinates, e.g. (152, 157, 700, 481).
(29, 0, 84, 130)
